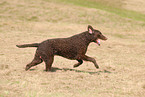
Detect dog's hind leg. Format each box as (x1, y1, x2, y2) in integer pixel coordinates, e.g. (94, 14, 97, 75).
(43, 55, 54, 72)
(73, 59, 83, 68)
(82, 55, 99, 69)
(25, 53, 43, 71)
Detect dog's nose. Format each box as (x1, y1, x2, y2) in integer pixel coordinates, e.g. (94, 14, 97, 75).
(103, 36, 107, 40)
(104, 37, 108, 40)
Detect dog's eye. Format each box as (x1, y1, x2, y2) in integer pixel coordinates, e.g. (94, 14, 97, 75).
(97, 34, 100, 37)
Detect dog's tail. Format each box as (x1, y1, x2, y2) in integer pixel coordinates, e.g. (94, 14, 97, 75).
(16, 43, 40, 48)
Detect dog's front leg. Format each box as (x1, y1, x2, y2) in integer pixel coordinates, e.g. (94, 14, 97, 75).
(73, 59, 83, 68)
(82, 55, 99, 69)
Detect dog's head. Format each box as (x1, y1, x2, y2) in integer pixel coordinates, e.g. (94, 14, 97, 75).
(88, 25, 107, 46)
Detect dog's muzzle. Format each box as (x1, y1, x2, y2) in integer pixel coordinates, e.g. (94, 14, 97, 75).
(96, 39, 100, 46)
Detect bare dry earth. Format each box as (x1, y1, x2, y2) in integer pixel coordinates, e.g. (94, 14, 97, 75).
(0, 0, 145, 97)
(124, 0, 145, 14)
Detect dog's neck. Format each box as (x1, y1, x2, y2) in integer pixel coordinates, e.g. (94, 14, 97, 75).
(70, 31, 94, 46)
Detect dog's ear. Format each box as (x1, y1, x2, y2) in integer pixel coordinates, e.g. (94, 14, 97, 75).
(88, 25, 94, 34)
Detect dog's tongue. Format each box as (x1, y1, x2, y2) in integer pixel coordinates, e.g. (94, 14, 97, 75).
(96, 39, 100, 46)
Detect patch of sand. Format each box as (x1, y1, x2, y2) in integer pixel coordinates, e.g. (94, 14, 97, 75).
(124, 0, 145, 14)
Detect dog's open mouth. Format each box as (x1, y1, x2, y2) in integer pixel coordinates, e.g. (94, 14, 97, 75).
(96, 39, 100, 46)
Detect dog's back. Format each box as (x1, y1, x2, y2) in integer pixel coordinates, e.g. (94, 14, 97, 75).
(37, 32, 89, 59)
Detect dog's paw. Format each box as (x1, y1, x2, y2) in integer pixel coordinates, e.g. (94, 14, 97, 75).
(73, 64, 80, 68)
(25, 65, 31, 71)
(94, 65, 99, 69)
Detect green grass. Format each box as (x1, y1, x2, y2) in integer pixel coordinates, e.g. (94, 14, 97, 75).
(112, 33, 127, 39)
(52, 0, 145, 22)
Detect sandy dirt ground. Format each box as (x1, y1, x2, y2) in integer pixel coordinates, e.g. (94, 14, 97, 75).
(124, 0, 145, 14)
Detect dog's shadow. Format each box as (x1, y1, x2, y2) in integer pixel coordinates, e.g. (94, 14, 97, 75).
(50, 67, 111, 74)
(30, 67, 111, 74)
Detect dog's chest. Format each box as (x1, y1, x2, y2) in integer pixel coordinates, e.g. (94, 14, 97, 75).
(53, 43, 87, 59)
